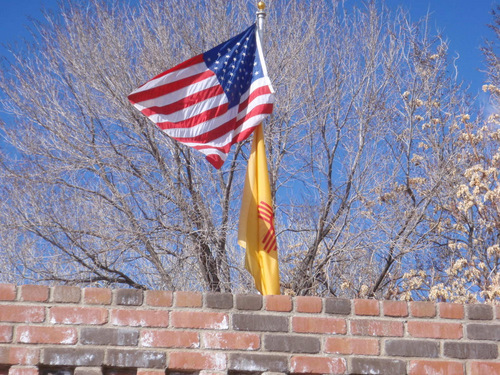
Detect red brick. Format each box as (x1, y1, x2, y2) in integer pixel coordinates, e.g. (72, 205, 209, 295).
(8, 367, 38, 375)
(50, 306, 108, 325)
(0, 306, 45, 323)
(439, 303, 464, 319)
(19, 285, 48, 302)
(408, 321, 463, 339)
(409, 360, 464, 375)
(295, 296, 322, 313)
(471, 361, 500, 375)
(202, 332, 260, 350)
(17, 326, 77, 344)
(171, 311, 228, 330)
(290, 356, 346, 374)
(136, 370, 164, 375)
(0, 347, 39, 365)
(354, 299, 380, 316)
(292, 316, 346, 334)
(410, 301, 436, 318)
(0, 284, 16, 301)
(9, 348, 38, 366)
(265, 295, 292, 312)
(0, 345, 40, 365)
(0, 347, 9, 363)
(145, 290, 172, 307)
(325, 337, 379, 355)
(169, 352, 226, 371)
(383, 301, 408, 317)
(110, 309, 168, 327)
(83, 287, 112, 305)
(351, 319, 403, 337)
(174, 291, 202, 307)
(52, 285, 81, 303)
(140, 330, 199, 348)
(0, 326, 12, 343)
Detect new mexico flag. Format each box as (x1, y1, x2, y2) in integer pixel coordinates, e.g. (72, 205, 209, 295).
(238, 124, 280, 295)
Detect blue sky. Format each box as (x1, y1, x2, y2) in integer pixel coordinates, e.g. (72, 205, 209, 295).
(0, 0, 497, 97)
(384, 0, 497, 96)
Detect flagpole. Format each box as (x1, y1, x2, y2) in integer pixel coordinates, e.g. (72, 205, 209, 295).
(238, 0, 280, 295)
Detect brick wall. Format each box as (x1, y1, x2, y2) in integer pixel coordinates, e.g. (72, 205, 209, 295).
(0, 284, 499, 375)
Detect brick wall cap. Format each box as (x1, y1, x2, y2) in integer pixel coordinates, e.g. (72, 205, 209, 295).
(52, 286, 81, 304)
(467, 304, 494, 320)
(174, 291, 203, 308)
(19, 285, 49, 303)
(294, 296, 322, 313)
(265, 295, 292, 312)
(235, 294, 263, 311)
(354, 299, 380, 316)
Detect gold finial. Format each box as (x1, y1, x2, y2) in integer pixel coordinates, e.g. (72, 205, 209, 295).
(257, 1, 266, 10)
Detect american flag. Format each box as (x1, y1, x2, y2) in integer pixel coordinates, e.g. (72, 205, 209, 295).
(128, 24, 274, 169)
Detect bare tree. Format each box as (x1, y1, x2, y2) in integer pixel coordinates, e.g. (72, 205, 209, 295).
(270, 4, 471, 298)
(0, 0, 476, 298)
(481, 5, 500, 110)
(397, 6, 500, 303)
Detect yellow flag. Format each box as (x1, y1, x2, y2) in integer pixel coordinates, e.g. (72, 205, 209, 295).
(238, 124, 280, 295)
